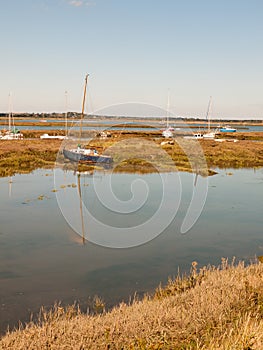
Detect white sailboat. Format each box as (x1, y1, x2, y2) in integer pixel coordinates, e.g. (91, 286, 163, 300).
(203, 96, 218, 139)
(184, 97, 217, 140)
(162, 90, 174, 138)
(1, 94, 23, 140)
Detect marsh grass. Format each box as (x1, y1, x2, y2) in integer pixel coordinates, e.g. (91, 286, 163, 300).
(0, 140, 60, 176)
(1, 259, 263, 349)
(0, 135, 263, 177)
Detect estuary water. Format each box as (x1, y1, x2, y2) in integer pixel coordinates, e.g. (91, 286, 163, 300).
(3, 119, 263, 132)
(0, 167, 263, 334)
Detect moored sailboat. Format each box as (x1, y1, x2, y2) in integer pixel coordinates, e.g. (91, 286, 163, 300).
(1, 94, 23, 140)
(63, 74, 113, 165)
(203, 96, 218, 139)
(162, 90, 174, 138)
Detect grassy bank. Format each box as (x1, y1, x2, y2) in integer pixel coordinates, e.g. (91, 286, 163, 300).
(0, 134, 263, 177)
(1, 259, 263, 349)
(0, 139, 60, 177)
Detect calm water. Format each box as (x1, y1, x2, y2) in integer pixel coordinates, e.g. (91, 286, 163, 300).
(3, 119, 263, 132)
(0, 167, 263, 333)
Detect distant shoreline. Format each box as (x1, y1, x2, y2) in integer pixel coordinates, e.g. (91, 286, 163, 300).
(0, 115, 263, 125)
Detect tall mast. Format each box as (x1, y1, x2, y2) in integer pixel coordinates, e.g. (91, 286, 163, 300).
(65, 90, 68, 137)
(79, 74, 89, 143)
(205, 96, 212, 131)
(8, 93, 12, 133)
(166, 89, 170, 129)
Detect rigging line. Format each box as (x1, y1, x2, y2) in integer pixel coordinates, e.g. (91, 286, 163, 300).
(87, 88, 98, 136)
(205, 96, 212, 131)
(166, 88, 170, 129)
(79, 74, 89, 145)
(65, 90, 68, 137)
(8, 93, 12, 132)
(87, 86, 94, 116)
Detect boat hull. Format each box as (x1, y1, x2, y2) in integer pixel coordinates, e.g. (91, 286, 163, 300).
(184, 133, 204, 139)
(1, 132, 23, 140)
(63, 148, 113, 165)
(162, 129, 173, 138)
(220, 128, 236, 132)
(203, 131, 216, 139)
(40, 134, 65, 140)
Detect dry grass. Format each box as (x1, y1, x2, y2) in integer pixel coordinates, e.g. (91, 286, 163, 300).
(1, 259, 263, 349)
(0, 139, 61, 176)
(200, 139, 263, 168)
(0, 134, 263, 177)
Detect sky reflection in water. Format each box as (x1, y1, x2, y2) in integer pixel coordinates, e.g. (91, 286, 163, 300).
(0, 167, 262, 333)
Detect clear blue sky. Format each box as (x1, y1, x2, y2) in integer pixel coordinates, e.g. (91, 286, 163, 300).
(1, 0, 263, 119)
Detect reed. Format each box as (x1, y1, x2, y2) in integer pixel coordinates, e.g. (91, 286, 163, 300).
(1, 258, 263, 349)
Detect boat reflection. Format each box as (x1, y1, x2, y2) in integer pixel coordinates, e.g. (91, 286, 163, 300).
(77, 172, 85, 245)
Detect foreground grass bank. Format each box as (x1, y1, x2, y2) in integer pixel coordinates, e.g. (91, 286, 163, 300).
(1, 259, 263, 349)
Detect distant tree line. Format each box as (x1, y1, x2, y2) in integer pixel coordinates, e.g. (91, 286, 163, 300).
(0, 112, 262, 122)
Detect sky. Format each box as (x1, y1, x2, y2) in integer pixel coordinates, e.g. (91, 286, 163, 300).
(1, 0, 263, 119)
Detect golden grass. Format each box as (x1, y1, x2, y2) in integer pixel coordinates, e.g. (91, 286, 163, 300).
(1, 259, 263, 349)
(0, 134, 263, 177)
(0, 139, 61, 176)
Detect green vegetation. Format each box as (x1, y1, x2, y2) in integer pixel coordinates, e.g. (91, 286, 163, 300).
(1, 259, 263, 349)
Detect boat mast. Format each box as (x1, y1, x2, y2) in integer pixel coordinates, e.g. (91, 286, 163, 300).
(8, 93, 12, 133)
(79, 74, 89, 143)
(205, 96, 212, 131)
(166, 89, 170, 129)
(65, 90, 68, 137)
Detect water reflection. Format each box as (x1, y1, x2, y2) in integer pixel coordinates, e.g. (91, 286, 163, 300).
(0, 168, 262, 334)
